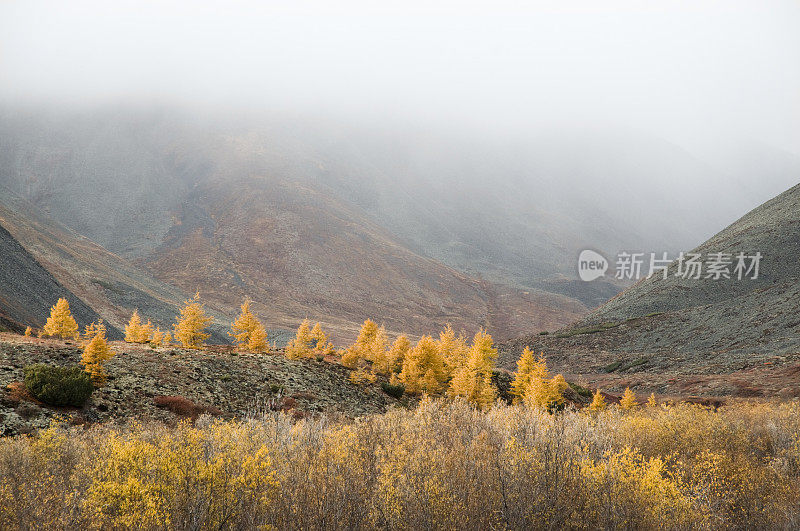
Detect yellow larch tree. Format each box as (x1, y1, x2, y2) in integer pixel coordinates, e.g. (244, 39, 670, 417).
(342, 319, 379, 368)
(369, 326, 390, 375)
(510, 347, 537, 401)
(230, 299, 269, 353)
(589, 389, 607, 413)
(512, 349, 568, 410)
(448, 329, 497, 409)
(42, 298, 79, 339)
(647, 392, 657, 408)
(124, 309, 143, 343)
(138, 320, 154, 344)
(162, 332, 172, 347)
(548, 374, 570, 409)
(310, 322, 335, 357)
(437, 324, 469, 378)
(150, 327, 165, 348)
(285, 319, 313, 359)
(387, 334, 411, 375)
(172, 292, 211, 349)
(399, 335, 447, 395)
(247, 326, 268, 353)
(24, 326, 32, 337)
(620, 387, 638, 411)
(81, 319, 115, 386)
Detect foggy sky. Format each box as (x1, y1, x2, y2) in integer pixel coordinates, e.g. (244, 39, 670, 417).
(1, 0, 799, 155)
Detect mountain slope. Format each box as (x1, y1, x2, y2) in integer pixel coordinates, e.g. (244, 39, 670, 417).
(143, 175, 586, 341)
(581, 181, 800, 353)
(0, 222, 108, 335)
(0, 109, 595, 341)
(499, 183, 800, 397)
(0, 188, 232, 342)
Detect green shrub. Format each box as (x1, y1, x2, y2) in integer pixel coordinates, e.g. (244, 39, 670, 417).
(539, 330, 549, 335)
(568, 381, 593, 398)
(381, 382, 405, 398)
(23, 364, 94, 407)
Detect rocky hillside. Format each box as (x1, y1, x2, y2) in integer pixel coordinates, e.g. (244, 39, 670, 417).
(500, 183, 800, 398)
(0, 189, 234, 343)
(0, 333, 398, 436)
(0, 222, 108, 335)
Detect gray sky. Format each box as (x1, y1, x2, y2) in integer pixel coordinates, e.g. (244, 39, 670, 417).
(1, 0, 799, 153)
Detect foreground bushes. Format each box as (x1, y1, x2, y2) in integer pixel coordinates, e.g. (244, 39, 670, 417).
(23, 364, 94, 407)
(2, 400, 800, 529)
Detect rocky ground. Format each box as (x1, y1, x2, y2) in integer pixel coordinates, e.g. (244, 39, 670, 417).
(0, 333, 399, 436)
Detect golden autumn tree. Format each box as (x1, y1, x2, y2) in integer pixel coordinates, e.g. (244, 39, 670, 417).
(173, 292, 211, 349)
(548, 374, 570, 409)
(342, 319, 379, 368)
(138, 320, 154, 344)
(310, 322, 335, 357)
(247, 326, 268, 353)
(512, 348, 568, 410)
(369, 326, 390, 375)
(647, 392, 657, 408)
(285, 319, 314, 359)
(81, 319, 115, 385)
(589, 389, 607, 413)
(619, 387, 638, 411)
(150, 327, 165, 348)
(24, 326, 32, 337)
(387, 334, 411, 374)
(124, 309, 143, 343)
(399, 335, 447, 395)
(510, 347, 537, 401)
(230, 299, 269, 353)
(448, 329, 497, 409)
(438, 324, 469, 378)
(42, 298, 79, 339)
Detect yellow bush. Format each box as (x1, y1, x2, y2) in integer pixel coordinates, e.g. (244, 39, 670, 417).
(3, 400, 800, 528)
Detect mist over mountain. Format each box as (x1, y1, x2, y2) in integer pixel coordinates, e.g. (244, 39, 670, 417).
(0, 106, 796, 342)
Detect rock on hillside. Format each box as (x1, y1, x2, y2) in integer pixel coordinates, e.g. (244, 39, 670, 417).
(0, 334, 397, 436)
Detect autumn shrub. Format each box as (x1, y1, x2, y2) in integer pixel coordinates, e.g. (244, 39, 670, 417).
(2, 400, 800, 529)
(23, 364, 94, 407)
(153, 395, 221, 419)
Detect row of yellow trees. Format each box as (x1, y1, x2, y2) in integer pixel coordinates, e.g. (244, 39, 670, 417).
(124, 292, 214, 349)
(33, 296, 647, 410)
